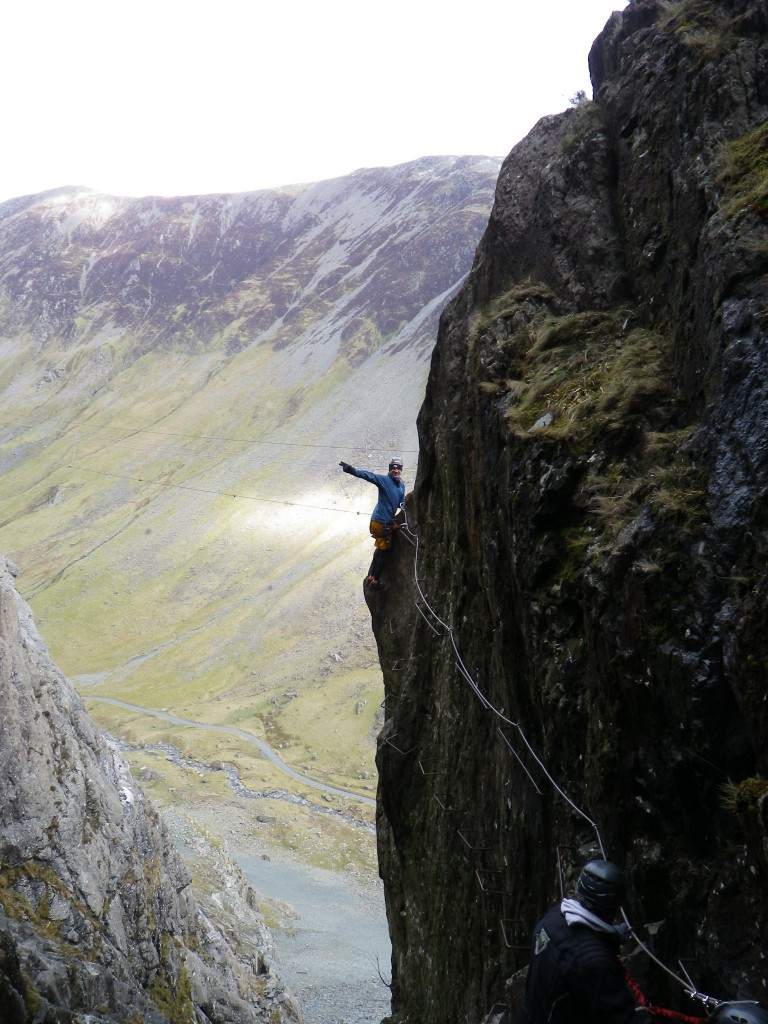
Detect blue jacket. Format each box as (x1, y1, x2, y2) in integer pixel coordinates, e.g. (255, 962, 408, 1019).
(352, 468, 405, 523)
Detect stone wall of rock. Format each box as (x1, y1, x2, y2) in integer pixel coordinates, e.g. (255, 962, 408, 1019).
(372, 1, 768, 1021)
(0, 556, 298, 1023)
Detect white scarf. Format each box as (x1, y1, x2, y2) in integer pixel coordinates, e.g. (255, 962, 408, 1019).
(561, 898, 631, 941)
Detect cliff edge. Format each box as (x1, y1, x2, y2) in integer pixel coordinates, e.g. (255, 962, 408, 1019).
(372, 1, 768, 1021)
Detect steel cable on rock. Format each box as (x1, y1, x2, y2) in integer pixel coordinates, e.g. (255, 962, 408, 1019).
(399, 506, 606, 853)
(68, 462, 370, 515)
(1, 414, 420, 456)
(397, 505, 707, 1002)
(6, 450, 380, 517)
(4, 419, 417, 516)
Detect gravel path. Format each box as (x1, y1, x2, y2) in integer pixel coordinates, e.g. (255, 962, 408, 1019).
(235, 851, 392, 1024)
(86, 695, 375, 806)
(109, 709, 389, 1022)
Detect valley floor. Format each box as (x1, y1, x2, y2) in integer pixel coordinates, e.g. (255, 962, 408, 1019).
(160, 795, 391, 1024)
(235, 850, 391, 1024)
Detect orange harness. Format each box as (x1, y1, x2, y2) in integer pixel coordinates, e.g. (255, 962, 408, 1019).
(369, 519, 400, 550)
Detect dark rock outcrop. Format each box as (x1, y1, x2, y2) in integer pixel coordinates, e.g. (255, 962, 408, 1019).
(0, 556, 298, 1023)
(372, 1, 768, 1021)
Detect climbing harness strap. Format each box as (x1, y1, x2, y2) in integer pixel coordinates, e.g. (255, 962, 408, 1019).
(623, 965, 707, 1024)
(370, 519, 398, 550)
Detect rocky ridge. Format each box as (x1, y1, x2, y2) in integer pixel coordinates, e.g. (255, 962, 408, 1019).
(0, 554, 299, 1023)
(0, 155, 499, 369)
(371, 1, 768, 1022)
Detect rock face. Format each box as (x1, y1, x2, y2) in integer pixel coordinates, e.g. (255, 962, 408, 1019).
(372, 1, 768, 1021)
(0, 555, 298, 1023)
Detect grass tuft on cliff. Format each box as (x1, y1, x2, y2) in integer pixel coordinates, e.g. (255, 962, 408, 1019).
(716, 120, 768, 223)
(661, 0, 740, 62)
(475, 296, 707, 562)
(495, 309, 673, 443)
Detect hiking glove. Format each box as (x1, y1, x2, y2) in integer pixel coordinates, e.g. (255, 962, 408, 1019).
(339, 462, 354, 474)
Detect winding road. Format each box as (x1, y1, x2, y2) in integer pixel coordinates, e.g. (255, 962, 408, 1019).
(84, 695, 376, 808)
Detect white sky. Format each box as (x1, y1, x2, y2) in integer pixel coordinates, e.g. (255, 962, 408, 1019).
(2, 0, 628, 204)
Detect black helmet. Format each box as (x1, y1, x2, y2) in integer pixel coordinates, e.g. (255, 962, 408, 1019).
(712, 1004, 768, 1024)
(576, 859, 627, 915)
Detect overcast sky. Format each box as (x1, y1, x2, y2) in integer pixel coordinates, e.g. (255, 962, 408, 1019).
(2, 0, 628, 204)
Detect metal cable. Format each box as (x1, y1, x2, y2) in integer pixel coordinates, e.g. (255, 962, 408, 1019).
(400, 505, 605, 843)
(397, 503, 705, 998)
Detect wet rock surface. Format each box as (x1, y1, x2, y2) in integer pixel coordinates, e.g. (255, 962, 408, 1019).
(371, 2, 768, 1022)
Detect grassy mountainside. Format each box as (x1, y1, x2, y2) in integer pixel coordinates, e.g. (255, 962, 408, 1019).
(0, 157, 500, 867)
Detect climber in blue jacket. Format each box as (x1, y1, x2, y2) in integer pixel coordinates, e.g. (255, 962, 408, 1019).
(339, 456, 405, 590)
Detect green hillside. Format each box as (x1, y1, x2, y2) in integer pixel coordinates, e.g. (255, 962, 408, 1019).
(0, 161, 498, 868)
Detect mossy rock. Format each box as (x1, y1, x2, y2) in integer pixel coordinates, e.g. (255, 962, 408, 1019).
(717, 121, 768, 223)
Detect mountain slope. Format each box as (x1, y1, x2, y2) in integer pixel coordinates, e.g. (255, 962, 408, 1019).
(0, 157, 499, 857)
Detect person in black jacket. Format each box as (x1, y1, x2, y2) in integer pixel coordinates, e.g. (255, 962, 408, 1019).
(518, 859, 636, 1024)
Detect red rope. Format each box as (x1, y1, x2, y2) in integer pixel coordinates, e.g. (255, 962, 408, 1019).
(623, 964, 707, 1024)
